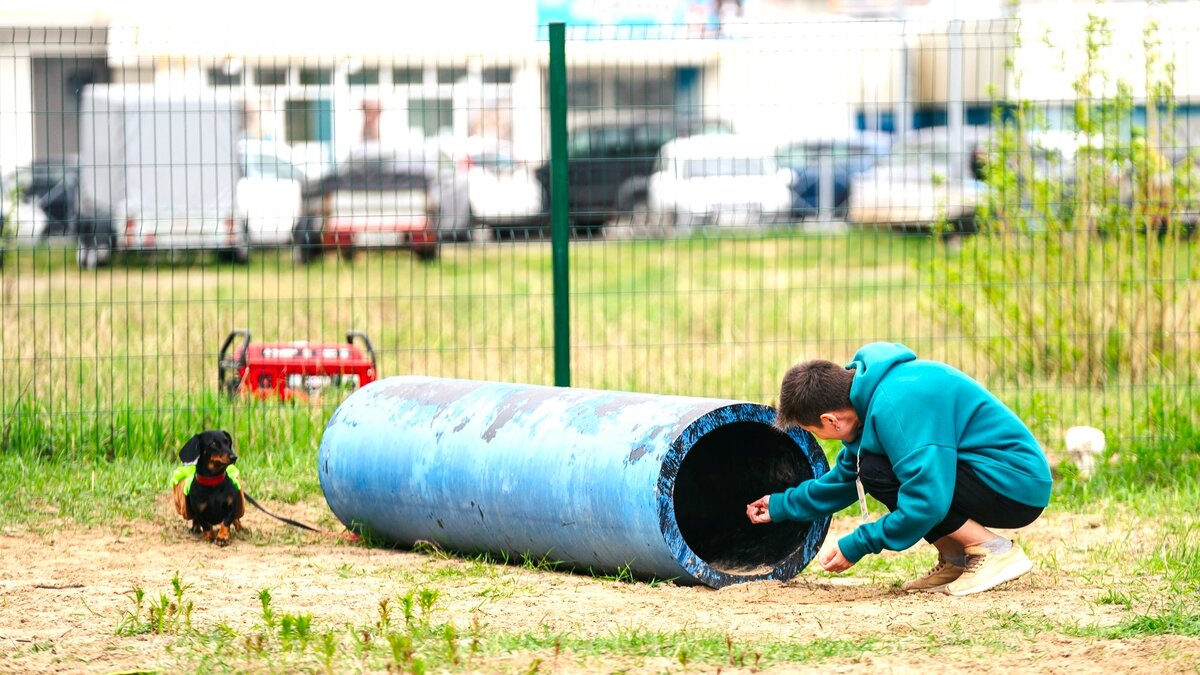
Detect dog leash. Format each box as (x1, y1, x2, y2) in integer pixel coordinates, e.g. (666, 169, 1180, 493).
(243, 493, 360, 542)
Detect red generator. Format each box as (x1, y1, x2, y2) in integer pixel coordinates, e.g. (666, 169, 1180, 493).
(218, 329, 379, 401)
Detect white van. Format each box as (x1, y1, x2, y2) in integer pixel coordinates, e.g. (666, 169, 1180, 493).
(76, 86, 249, 268)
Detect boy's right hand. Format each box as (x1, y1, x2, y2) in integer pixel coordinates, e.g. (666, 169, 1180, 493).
(745, 496, 771, 524)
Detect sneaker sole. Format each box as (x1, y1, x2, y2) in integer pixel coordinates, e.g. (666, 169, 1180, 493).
(904, 582, 954, 593)
(943, 557, 1033, 596)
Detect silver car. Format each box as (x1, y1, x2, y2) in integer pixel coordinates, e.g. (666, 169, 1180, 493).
(848, 126, 990, 234)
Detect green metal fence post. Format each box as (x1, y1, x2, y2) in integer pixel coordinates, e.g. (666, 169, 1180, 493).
(548, 22, 570, 388)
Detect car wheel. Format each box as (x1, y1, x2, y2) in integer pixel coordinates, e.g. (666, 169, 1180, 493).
(76, 216, 115, 270)
(217, 221, 251, 265)
(572, 222, 604, 240)
(291, 216, 320, 265)
(675, 210, 696, 233)
(337, 242, 357, 262)
(413, 245, 439, 262)
(232, 221, 251, 264)
(945, 214, 978, 238)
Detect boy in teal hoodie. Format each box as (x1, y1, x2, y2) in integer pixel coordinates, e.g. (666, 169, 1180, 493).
(746, 342, 1052, 595)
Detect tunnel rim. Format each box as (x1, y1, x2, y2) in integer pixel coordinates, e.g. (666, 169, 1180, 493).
(658, 402, 832, 589)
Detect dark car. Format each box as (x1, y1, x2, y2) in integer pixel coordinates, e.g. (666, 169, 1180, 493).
(1, 156, 80, 241)
(292, 150, 443, 264)
(775, 134, 891, 220)
(534, 111, 733, 236)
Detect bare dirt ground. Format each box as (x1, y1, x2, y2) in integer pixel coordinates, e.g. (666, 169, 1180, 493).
(1, 496, 1197, 674)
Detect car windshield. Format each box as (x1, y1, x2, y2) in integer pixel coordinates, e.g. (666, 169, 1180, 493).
(308, 158, 430, 195)
(682, 156, 773, 178)
(776, 145, 812, 165)
(7, 161, 76, 194)
(471, 153, 515, 171)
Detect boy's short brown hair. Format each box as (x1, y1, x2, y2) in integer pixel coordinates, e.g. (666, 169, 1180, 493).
(775, 359, 855, 429)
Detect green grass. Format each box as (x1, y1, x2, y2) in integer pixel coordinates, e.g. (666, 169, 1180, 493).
(106, 574, 900, 673)
(3, 232, 1200, 670)
(4, 233, 1194, 442)
(2, 232, 1198, 529)
(96, 569, 1198, 673)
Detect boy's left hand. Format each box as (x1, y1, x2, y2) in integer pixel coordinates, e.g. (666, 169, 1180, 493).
(818, 545, 854, 573)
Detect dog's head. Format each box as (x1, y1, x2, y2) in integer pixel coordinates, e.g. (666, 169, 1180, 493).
(180, 430, 237, 477)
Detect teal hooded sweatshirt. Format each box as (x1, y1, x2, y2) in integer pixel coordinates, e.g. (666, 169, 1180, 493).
(768, 342, 1052, 563)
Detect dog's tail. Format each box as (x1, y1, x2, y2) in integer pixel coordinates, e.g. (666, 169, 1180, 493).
(243, 493, 360, 542)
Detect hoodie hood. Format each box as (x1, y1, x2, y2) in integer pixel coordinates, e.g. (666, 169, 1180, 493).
(846, 342, 917, 414)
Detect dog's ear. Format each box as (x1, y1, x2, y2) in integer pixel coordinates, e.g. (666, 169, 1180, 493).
(179, 434, 202, 464)
(222, 430, 233, 449)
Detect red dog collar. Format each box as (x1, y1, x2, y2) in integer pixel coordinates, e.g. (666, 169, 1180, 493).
(194, 473, 227, 487)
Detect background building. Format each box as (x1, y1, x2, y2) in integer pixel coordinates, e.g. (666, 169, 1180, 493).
(3, 0, 1199, 176)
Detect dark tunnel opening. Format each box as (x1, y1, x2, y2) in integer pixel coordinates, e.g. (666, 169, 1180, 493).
(672, 421, 817, 574)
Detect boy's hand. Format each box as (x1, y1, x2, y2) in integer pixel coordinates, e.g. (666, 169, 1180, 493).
(819, 545, 854, 573)
(745, 496, 771, 524)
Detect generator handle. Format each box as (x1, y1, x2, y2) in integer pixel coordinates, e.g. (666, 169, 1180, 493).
(218, 328, 252, 397)
(346, 330, 378, 374)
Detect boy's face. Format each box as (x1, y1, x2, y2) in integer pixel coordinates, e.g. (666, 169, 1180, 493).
(800, 408, 861, 443)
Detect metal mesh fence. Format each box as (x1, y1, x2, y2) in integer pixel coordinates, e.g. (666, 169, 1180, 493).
(2, 8, 1198, 456)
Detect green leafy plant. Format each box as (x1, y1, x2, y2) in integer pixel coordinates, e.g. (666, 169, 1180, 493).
(927, 13, 1198, 450)
(115, 573, 194, 636)
(115, 586, 148, 636)
(258, 587, 275, 632)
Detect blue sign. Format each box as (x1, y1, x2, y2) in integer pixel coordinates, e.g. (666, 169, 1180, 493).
(537, 0, 716, 27)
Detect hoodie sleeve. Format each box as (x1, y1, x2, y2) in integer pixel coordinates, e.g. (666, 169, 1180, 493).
(768, 447, 861, 523)
(837, 398, 958, 562)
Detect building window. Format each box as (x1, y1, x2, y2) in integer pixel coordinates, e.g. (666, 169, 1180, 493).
(567, 80, 599, 108)
(393, 67, 423, 86)
(348, 67, 379, 87)
(616, 75, 672, 108)
(207, 67, 240, 87)
(482, 67, 512, 84)
(254, 67, 288, 86)
(408, 98, 453, 138)
(299, 68, 333, 86)
(286, 98, 333, 143)
(436, 67, 466, 85)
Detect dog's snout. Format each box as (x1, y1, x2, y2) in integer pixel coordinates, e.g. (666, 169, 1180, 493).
(228, 450, 238, 464)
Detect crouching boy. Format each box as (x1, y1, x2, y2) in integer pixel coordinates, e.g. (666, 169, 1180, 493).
(746, 342, 1052, 596)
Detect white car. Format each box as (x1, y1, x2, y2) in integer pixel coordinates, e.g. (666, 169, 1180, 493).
(648, 134, 793, 230)
(848, 126, 990, 234)
(465, 145, 544, 232)
(237, 139, 307, 247)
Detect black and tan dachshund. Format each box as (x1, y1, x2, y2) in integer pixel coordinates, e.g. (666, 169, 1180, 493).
(171, 430, 246, 546)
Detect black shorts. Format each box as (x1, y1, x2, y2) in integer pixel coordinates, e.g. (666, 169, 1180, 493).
(857, 451, 1044, 543)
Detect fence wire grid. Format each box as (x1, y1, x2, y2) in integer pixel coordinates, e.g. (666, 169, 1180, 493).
(2, 10, 1198, 456)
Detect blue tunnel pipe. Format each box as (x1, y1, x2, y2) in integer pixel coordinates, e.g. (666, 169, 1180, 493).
(318, 376, 831, 588)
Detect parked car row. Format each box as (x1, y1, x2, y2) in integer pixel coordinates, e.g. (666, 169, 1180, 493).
(0, 123, 998, 266)
(530, 111, 993, 236)
(22, 101, 1176, 267)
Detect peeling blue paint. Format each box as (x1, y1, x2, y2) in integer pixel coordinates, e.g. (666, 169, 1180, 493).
(319, 376, 829, 589)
